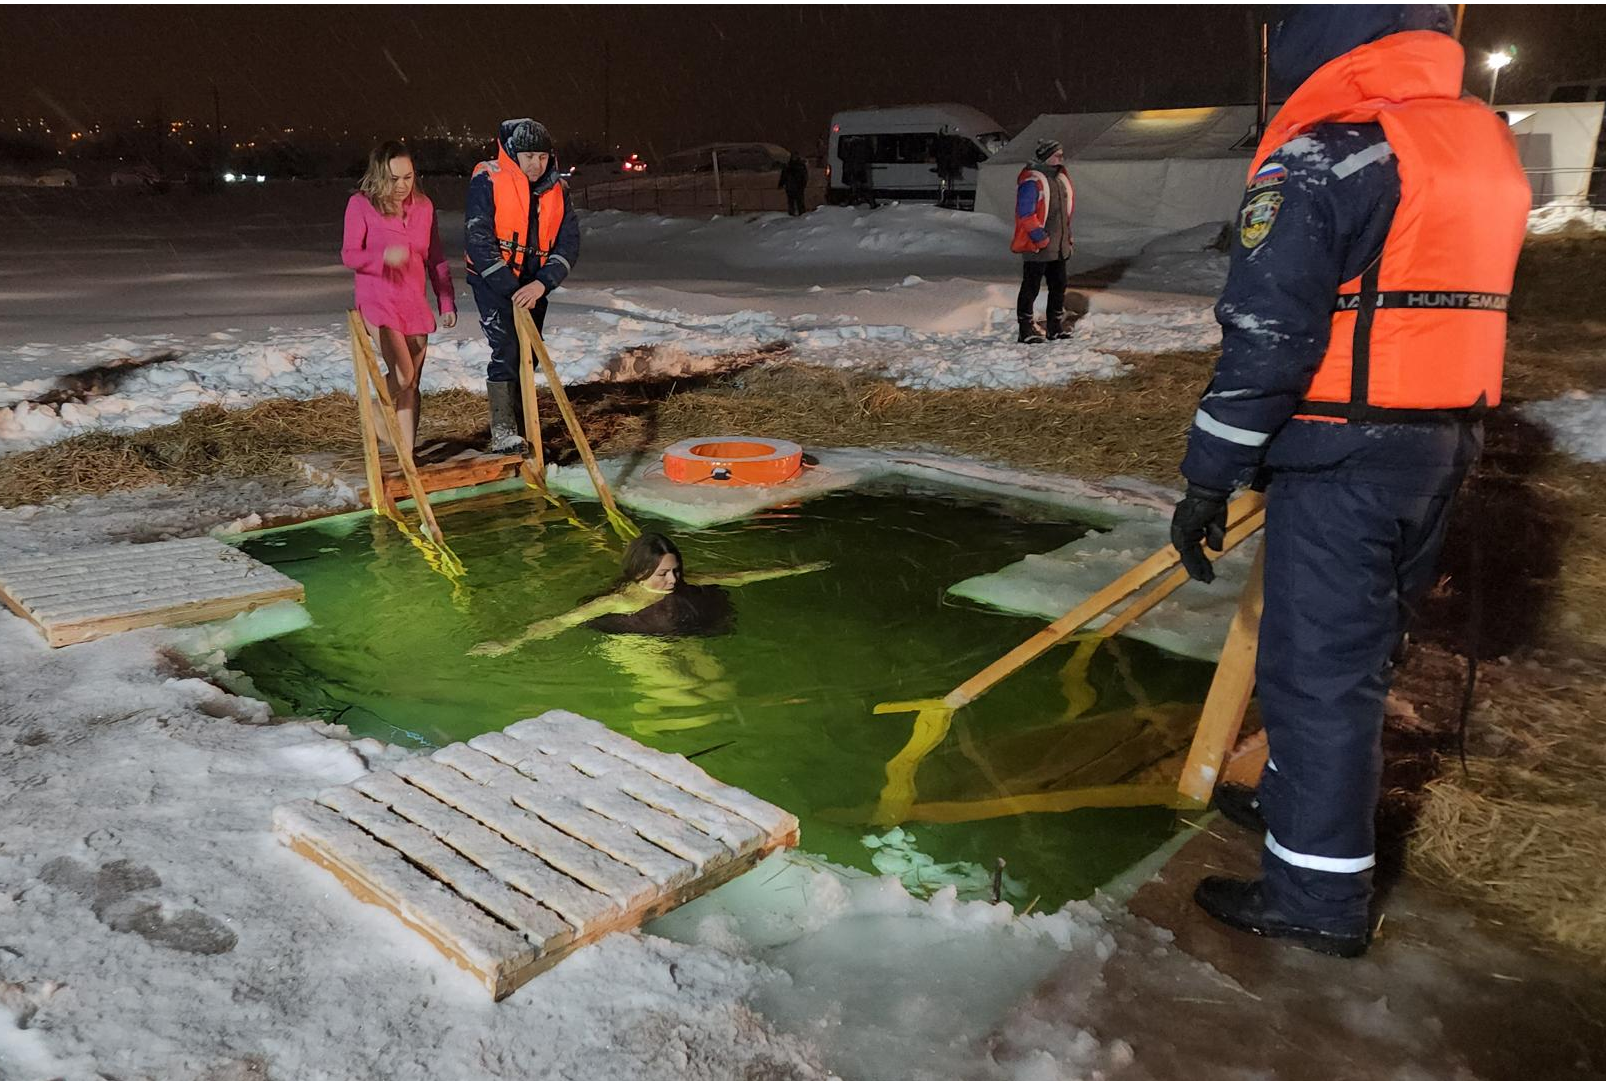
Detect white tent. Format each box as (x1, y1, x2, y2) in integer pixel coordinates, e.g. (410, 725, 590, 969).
(980, 101, 1606, 256)
(977, 106, 1263, 257)
(1503, 101, 1605, 204)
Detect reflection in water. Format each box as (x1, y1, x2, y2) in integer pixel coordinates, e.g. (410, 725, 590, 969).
(593, 633, 737, 736)
(236, 487, 1211, 907)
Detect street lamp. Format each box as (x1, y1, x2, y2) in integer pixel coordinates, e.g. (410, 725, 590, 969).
(1486, 48, 1514, 106)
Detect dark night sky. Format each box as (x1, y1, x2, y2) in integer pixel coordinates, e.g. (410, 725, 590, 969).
(3, 6, 1603, 155)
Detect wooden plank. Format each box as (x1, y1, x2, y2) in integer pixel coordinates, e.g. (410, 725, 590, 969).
(436, 743, 701, 887)
(565, 747, 763, 850)
(945, 494, 1265, 708)
(349, 311, 444, 543)
(1177, 540, 1267, 804)
(272, 800, 536, 996)
(469, 732, 732, 868)
(0, 538, 305, 648)
(353, 771, 616, 929)
(42, 586, 305, 647)
(347, 314, 402, 522)
(393, 756, 658, 907)
(278, 713, 799, 1000)
(489, 831, 777, 1000)
(506, 713, 799, 841)
(296, 448, 523, 503)
(502, 716, 762, 844)
(513, 309, 638, 539)
(1221, 729, 1269, 788)
(315, 786, 573, 947)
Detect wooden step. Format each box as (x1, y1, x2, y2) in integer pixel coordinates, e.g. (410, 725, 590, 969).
(275, 711, 799, 1000)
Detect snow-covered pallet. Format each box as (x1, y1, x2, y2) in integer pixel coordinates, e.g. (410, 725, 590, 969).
(296, 445, 524, 504)
(274, 711, 799, 1000)
(0, 537, 304, 647)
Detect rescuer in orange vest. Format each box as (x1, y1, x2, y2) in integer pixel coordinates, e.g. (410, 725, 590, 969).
(1170, 5, 1530, 956)
(465, 119, 580, 452)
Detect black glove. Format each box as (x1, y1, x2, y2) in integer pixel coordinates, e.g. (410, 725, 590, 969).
(1170, 483, 1230, 584)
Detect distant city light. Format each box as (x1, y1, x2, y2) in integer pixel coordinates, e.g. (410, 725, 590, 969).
(224, 172, 236, 182)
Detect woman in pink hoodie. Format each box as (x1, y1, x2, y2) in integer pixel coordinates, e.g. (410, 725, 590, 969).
(341, 140, 455, 455)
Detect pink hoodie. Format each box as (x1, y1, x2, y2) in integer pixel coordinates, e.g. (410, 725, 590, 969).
(341, 191, 455, 335)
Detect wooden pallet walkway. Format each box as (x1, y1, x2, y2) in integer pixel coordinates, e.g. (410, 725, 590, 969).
(296, 442, 524, 504)
(0, 537, 304, 647)
(275, 710, 799, 1000)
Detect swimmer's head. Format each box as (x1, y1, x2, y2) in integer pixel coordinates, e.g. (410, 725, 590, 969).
(622, 533, 683, 593)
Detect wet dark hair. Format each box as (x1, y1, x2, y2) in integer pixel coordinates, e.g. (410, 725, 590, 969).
(620, 532, 682, 584)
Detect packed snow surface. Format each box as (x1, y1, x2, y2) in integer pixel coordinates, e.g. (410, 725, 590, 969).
(1522, 389, 1606, 463)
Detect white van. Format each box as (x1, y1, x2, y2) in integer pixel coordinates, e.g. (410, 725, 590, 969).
(827, 104, 1007, 207)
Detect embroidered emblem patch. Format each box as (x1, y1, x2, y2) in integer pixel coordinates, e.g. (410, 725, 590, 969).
(1239, 191, 1283, 249)
(1248, 162, 1288, 190)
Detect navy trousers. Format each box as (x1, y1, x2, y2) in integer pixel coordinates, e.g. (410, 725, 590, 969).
(470, 273, 548, 383)
(1254, 441, 1471, 932)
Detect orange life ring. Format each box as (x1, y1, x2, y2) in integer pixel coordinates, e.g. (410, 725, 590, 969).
(662, 436, 804, 486)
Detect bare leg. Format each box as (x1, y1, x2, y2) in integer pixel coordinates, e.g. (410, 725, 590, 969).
(395, 333, 427, 454)
(372, 325, 421, 455)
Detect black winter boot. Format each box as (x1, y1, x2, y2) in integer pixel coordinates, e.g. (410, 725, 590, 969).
(486, 380, 525, 454)
(1194, 876, 1370, 958)
(1211, 783, 1266, 834)
(1018, 318, 1046, 345)
(1046, 313, 1070, 340)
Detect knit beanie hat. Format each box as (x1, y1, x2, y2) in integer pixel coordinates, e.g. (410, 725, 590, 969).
(502, 118, 554, 155)
(1034, 138, 1064, 163)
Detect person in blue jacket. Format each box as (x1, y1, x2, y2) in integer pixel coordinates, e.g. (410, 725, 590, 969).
(1170, 5, 1530, 957)
(464, 119, 581, 452)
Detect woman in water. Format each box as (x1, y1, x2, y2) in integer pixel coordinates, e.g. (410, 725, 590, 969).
(472, 533, 827, 736)
(469, 533, 828, 656)
(341, 140, 456, 456)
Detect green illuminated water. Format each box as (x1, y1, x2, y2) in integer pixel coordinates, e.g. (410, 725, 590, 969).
(234, 485, 1211, 909)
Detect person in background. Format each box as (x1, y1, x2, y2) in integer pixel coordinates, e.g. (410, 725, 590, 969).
(1011, 138, 1074, 344)
(341, 140, 455, 456)
(933, 130, 964, 209)
(841, 137, 879, 209)
(780, 153, 809, 216)
(464, 118, 580, 453)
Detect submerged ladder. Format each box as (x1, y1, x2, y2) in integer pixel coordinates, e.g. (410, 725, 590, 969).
(869, 491, 1270, 825)
(345, 307, 641, 585)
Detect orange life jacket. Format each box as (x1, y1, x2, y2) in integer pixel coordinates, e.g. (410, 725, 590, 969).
(1011, 166, 1074, 254)
(466, 142, 567, 279)
(1249, 32, 1530, 422)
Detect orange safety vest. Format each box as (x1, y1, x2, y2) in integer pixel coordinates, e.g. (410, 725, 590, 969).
(467, 142, 567, 279)
(1249, 32, 1530, 422)
(1011, 166, 1074, 254)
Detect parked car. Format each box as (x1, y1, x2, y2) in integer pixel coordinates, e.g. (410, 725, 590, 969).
(827, 104, 1006, 206)
(657, 142, 791, 175)
(34, 168, 77, 187)
(109, 165, 161, 188)
(565, 152, 647, 187)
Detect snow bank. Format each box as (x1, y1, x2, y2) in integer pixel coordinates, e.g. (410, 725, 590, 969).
(949, 512, 1258, 663)
(1, 278, 1215, 452)
(0, 606, 1143, 1081)
(583, 203, 1015, 268)
(654, 855, 1121, 1081)
(1521, 389, 1606, 463)
(1527, 201, 1606, 236)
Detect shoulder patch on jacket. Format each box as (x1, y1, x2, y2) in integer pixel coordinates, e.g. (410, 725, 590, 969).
(1238, 191, 1283, 249)
(1248, 162, 1287, 191)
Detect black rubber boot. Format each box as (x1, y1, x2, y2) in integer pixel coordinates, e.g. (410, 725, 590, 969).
(1018, 318, 1046, 345)
(1212, 783, 1267, 834)
(1194, 876, 1370, 958)
(486, 380, 525, 454)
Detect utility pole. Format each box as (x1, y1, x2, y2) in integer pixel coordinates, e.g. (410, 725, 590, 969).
(1257, 21, 1269, 139)
(212, 81, 224, 176)
(602, 41, 611, 152)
